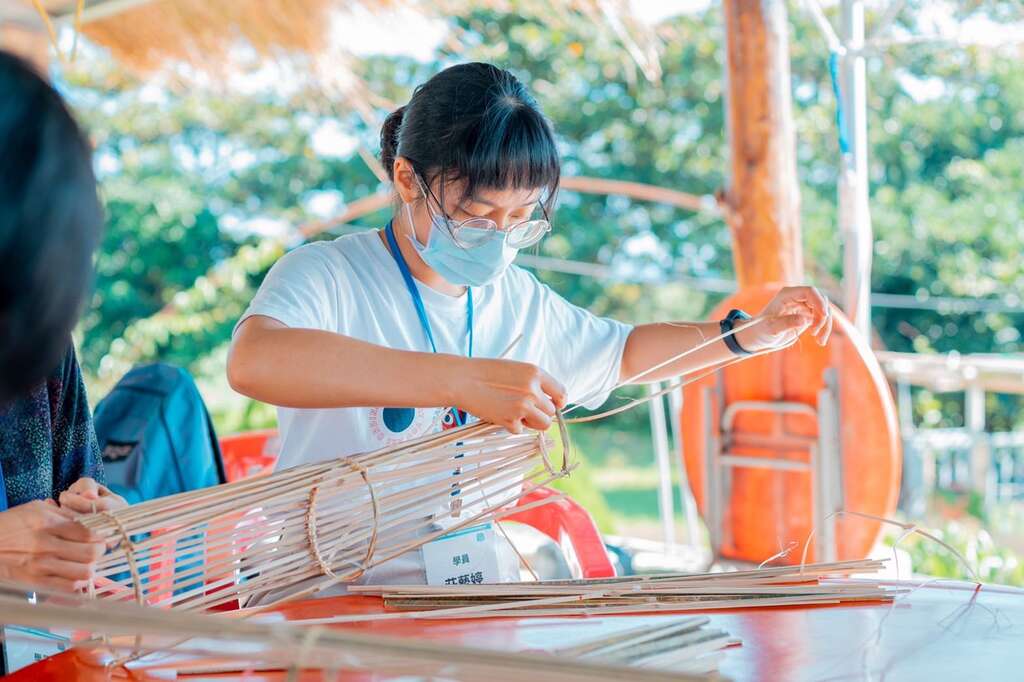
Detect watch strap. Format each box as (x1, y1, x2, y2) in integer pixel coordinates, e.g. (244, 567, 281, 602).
(720, 309, 753, 356)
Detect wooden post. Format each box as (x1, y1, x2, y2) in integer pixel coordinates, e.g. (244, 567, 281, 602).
(966, 385, 990, 500)
(722, 0, 803, 287)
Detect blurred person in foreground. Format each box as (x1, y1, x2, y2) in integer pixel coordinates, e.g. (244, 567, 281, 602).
(0, 50, 125, 592)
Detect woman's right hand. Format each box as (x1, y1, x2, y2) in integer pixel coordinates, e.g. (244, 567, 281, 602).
(0, 499, 106, 592)
(457, 358, 567, 433)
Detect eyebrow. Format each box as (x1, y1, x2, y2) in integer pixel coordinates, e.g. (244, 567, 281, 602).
(466, 195, 542, 209)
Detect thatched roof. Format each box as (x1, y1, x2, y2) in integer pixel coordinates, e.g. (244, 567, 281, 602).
(24, 0, 662, 87)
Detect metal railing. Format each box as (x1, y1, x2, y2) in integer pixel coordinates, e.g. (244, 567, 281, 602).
(879, 351, 1024, 511)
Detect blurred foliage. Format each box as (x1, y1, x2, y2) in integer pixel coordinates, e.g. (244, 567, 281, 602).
(544, 423, 617, 534)
(885, 517, 1024, 586)
(57, 1, 1023, 440)
(885, 480, 1024, 586)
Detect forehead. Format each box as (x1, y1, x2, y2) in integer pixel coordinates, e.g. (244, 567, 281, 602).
(437, 178, 543, 209)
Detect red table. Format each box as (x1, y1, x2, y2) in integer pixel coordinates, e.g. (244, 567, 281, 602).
(9, 580, 1023, 681)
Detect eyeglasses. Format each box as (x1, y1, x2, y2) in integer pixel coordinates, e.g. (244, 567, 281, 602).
(442, 214, 551, 249)
(418, 177, 552, 249)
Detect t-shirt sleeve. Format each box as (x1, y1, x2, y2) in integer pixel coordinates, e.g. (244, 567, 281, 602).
(235, 243, 341, 334)
(50, 346, 104, 497)
(524, 271, 633, 410)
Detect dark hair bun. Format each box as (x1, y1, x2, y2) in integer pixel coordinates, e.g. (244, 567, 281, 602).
(380, 105, 406, 180)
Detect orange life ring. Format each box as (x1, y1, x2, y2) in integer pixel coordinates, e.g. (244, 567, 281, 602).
(681, 285, 901, 563)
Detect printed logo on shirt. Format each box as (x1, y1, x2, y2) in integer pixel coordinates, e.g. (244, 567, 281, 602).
(367, 406, 437, 445)
(440, 407, 469, 430)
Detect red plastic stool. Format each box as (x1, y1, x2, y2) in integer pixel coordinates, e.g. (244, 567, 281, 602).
(219, 429, 279, 481)
(503, 486, 615, 578)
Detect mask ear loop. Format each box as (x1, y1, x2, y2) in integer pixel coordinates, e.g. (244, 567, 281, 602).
(408, 175, 457, 249)
(403, 202, 430, 250)
(412, 174, 489, 251)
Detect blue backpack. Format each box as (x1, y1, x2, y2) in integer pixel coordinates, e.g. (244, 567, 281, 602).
(94, 364, 226, 504)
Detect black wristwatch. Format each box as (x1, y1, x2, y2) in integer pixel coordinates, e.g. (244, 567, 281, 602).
(720, 308, 753, 356)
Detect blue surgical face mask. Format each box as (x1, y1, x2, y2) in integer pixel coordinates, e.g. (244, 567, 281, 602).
(404, 202, 518, 287)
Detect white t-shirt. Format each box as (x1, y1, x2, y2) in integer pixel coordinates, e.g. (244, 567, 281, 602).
(235, 229, 632, 588)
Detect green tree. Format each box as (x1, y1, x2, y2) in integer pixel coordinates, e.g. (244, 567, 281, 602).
(60, 2, 1024, 438)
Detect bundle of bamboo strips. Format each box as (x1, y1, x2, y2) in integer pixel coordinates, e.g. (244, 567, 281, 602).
(0, 582, 723, 681)
(329, 559, 898, 620)
(78, 320, 779, 612)
(79, 420, 571, 611)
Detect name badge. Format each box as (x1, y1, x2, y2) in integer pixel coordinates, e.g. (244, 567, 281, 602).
(422, 523, 500, 586)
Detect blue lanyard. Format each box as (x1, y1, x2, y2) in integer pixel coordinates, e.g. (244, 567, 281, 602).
(384, 220, 472, 425)
(0, 462, 6, 512)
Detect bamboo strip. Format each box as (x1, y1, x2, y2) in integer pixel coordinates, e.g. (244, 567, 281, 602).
(310, 560, 898, 622)
(0, 583, 723, 681)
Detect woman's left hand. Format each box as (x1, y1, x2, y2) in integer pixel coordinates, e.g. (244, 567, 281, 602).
(59, 477, 128, 515)
(734, 286, 833, 353)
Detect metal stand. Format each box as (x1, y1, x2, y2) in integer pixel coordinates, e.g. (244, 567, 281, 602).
(703, 367, 844, 563)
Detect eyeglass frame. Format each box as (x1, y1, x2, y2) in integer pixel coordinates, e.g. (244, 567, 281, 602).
(414, 174, 553, 250)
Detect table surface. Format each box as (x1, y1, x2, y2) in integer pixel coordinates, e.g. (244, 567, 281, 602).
(9, 580, 1024, 681)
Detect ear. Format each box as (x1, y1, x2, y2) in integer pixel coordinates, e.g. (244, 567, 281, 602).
(392, 157, 421, 204)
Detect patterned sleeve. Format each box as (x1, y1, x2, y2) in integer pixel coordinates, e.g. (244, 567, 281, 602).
(49, 346, 104, 498)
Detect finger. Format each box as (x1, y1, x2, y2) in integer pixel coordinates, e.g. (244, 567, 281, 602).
(813, 311, 828, 337)
(521, 404, 553, 432)
(794, 288, 829, 334)
(769, 313, 812, 336)
(49, 519, 105, 547)
(47, 502, 78, 520)
(812, 311, 827, 343)
(783, 285, 825, 306)
(533, 391, 556, 418)
(40, 531, 105, 563)
(87, 493, 122, 509)
(776, 286, 827, 319)
(61, 492, 122, 514)
(814, 313, 829, 340)
(69, 477, 101, 498)
(765, 286, 803, 315)
(37, 556, 93, 582)
(59, 491, 98, 514)
(92, 495, 126, 512)
(818, 311, 834, 345)
(539, 371, 567, 410)
(37, 532, 103, 561)
(812, 295, 831, 336)
(23, 573, 84, 594)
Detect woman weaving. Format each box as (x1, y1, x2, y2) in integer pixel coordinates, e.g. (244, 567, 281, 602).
(0, 52, 127, 594)
(228, 62, 832, 587)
